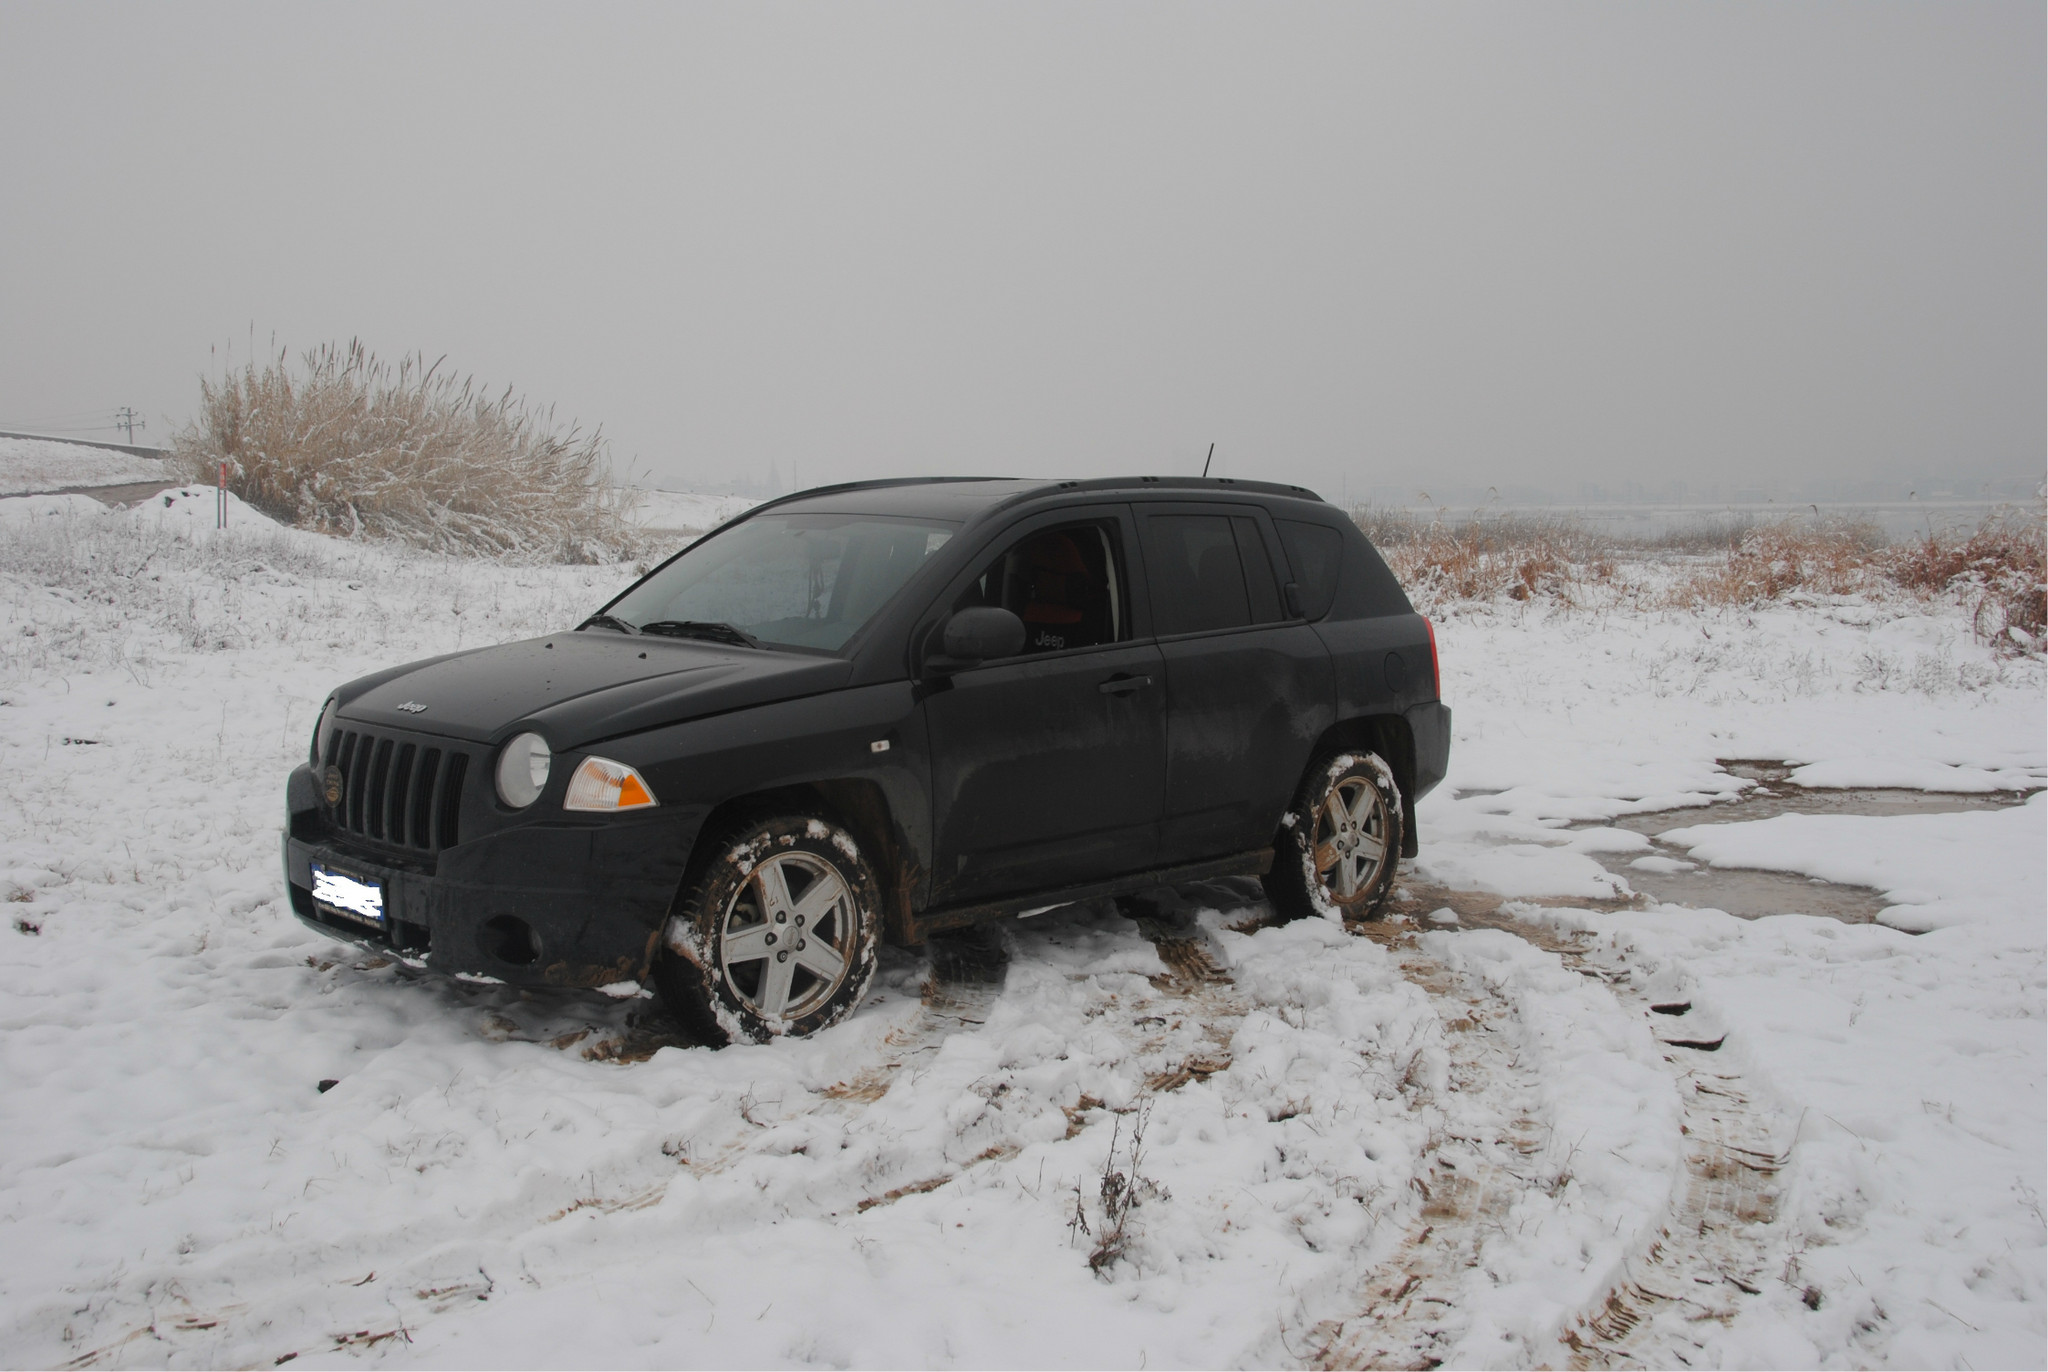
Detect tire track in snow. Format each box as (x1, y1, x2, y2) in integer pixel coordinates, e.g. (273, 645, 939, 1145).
(1558, 980, 1791, 1366)
(1312, 886, 1792, 1370)
(1309, 915, 1555, 1370)
(1127, 911, 1250, 1095)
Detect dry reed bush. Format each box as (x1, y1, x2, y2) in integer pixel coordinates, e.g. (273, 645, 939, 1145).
(1663, 508, 2043, 653)
(1354, 500, 2044, 653)
(1356, 506, 1613, 608)
(171, 341, 630, 561)
(1673, 515, 1888, 604)
(1884, 508, 2045, 644)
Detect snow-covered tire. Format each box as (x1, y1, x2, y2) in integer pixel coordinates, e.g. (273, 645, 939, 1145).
(655, 813, 881, 1045)
(1263, 751, 1405, 923)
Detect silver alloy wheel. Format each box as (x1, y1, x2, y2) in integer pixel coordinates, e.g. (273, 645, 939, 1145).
(1312, 775, 1392, 903)
(716, 850, 856, 1022)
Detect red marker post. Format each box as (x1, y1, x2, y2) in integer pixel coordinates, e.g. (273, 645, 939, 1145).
(217, 462, 227, 530)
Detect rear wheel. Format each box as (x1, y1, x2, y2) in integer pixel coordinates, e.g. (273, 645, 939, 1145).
(1264, 751, 1404, 923)
(656, 814, 880, 1044)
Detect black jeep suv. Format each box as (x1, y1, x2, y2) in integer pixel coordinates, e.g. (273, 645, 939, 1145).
(283, 476, 1449, 1042)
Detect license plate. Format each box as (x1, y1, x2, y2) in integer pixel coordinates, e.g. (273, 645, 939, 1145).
(310, 862, 386, 930)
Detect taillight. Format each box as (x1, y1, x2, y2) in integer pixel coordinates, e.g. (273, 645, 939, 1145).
(1423, 616, 1441, 697)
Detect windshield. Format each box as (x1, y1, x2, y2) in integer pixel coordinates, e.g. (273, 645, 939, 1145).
(602, 513, 957, 652)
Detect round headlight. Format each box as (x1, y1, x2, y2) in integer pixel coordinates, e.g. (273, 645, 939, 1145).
(311, 698, 338, 767)
(495, 731, 552, 808)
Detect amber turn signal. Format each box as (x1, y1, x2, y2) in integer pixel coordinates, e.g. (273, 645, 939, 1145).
(562, 756, 659, 812)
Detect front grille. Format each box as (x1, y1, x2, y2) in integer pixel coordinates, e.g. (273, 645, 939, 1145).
(326, 728, 469, 852)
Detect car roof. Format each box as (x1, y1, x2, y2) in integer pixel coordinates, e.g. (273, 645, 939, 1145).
(756, 475, 1327, 524)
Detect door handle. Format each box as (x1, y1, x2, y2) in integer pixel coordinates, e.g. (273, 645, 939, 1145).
(1097, 674, 1151, 696)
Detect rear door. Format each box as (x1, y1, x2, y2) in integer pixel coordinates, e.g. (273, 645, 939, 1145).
(919, 505, 1167, 907)
(1137, 503, 1333, 866)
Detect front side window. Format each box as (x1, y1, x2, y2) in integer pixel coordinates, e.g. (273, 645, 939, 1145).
(954, 521, 1126, 655)
(606, 514, 956, 652)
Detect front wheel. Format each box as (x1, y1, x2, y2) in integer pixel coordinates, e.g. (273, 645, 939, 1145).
(655, 814, 881, 1045)
(1264, 751, 1405, 923)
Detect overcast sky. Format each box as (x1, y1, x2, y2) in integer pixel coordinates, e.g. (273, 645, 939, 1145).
(1, 2, 2040, 499)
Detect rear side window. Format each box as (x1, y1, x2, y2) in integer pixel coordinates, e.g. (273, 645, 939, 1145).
(1232, 516, 1283, 623)
(1145, 515, 1247, 636)
(1275, 519, 1344, 620)
(1144, 513, 1290, 636)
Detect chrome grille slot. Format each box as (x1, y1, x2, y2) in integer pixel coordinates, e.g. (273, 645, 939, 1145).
(327, 727, 468, 853)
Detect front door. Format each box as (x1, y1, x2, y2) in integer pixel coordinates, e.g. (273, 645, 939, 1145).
(921, 508, 1167, 907)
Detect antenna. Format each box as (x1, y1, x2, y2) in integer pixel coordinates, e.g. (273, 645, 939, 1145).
(1201, 442, 1215, 478)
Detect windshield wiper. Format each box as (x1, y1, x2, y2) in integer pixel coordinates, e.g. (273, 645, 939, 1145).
(577, 613, 640, 635)
(638, 620, 766, 650)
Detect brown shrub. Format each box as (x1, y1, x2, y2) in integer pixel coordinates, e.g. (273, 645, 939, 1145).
(1358, 506, 1599, 606)
(1668, 507, 2044, 651)
(172, 341, 630, 560)
(1885, 509, 2046, 642)
(1673, 516, 1888, 605)
(1353, 500, 2044, 652)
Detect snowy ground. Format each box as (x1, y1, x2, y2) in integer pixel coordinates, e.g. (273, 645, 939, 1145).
(0, 436, 174, 495)
(0, 492, 2041, 1369)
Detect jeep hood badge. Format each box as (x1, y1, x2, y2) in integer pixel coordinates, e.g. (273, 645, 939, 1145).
(396, 701, 428, 714)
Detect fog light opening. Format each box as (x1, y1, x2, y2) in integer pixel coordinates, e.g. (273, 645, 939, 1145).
(482, 914, 541, 966)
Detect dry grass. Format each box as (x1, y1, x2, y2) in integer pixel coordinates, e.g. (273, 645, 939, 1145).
(1670, 515, 1889, 603)
(1355, 501, 2046, 652)
(171, 341, 631, 561)
(1359, 507, 1613, 606)
(1667, 508, 2044, 647)
(1884, 509, 2046, 642)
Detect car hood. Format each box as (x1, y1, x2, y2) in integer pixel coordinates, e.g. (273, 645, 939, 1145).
(334, 631, 855, 749)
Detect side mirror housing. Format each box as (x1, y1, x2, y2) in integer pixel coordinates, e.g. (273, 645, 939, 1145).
(929, 606, 1026, 671)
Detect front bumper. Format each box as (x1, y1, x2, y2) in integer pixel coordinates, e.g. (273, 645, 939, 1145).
(282, 763, 700, 987)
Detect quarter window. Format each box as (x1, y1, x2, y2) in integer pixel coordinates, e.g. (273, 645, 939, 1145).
(1274, 519, 1345, 621)
(955, 522, 1126, 655)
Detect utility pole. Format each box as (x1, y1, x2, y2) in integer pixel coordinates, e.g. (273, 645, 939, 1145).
(113, 407, 145, 444)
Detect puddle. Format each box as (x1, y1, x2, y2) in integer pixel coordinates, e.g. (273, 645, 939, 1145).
(1586, 760, 2038, 924)
(1616, 866, 1893, 923)
(1603, 761, 2032, 839)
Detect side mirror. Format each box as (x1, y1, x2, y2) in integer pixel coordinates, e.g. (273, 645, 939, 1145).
(1283, 581, 1305, 619)
(929, 606, 1026, 671)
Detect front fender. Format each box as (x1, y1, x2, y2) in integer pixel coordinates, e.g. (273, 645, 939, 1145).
(592, 681, 934, 907)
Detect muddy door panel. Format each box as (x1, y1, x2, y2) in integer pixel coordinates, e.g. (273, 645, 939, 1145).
(1136, 504, 1334, 865)
(1156, 623, 1332, 863)
(922, 642, 1167, 906)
